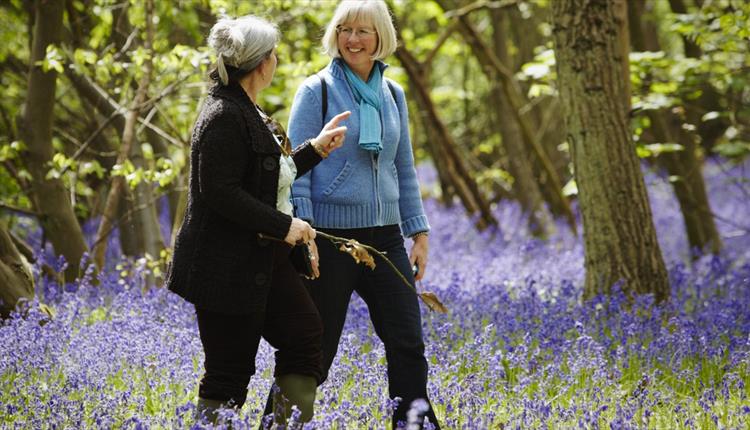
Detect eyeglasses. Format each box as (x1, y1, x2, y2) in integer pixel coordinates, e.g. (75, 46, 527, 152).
(336, 25, 377, 39)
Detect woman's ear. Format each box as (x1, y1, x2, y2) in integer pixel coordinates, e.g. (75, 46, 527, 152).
(257, 58, 268, 80)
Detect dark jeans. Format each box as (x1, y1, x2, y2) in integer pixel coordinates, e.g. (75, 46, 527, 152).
(196, 243, 323, 407)
(263, 225, 440, 429)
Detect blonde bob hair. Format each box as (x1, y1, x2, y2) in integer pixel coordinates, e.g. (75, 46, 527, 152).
(321, 0, 398, 61)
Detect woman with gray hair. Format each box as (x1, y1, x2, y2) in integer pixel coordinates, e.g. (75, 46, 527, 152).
(262, 1, 441, 428)
(166, 14, 350, 426)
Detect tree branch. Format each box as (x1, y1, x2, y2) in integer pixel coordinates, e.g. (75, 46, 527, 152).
(444, 0, 520, 19)
(422, 21, 459, 67)
(0, 202, 40, 217)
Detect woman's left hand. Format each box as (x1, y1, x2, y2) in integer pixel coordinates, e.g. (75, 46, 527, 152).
(409, 234, 429, 281)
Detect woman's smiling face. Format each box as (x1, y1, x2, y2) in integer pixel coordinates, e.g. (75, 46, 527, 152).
(337, 20, 378, 76)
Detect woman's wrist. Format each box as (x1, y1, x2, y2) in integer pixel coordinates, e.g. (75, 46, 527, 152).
(310, 138, 329, 159)
(410, 231, 429, 240)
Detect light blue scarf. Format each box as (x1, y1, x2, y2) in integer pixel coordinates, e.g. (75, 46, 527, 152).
(342, 62, 383, 153)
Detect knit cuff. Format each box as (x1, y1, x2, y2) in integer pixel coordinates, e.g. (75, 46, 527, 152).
(291, 140, 323, 176)
(400, 215, 430, 238)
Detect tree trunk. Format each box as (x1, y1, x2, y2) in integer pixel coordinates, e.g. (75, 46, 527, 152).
(128, 139, 165, 259)
(64, 70, 153, 257)
(491, 8, 552, 237)
(92, 0, 156, 269)
(19, 0, 88, 282)
(447, 10, 578, 233)
(116, 192, 139, 256)
(650, 113, 722, 254)
(613, 0, 631, 113)
(552, 0, 669, 302)
(395, 45, 497, 230)
(0, 223, 34, 318)
(504, 5, 572, 222)
(629, 0, 722, 255)
(146, 124, 181, 233)
(112, 0, 164, 258)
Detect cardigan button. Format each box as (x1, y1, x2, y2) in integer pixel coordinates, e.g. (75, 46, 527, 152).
(263, 156, 277, 171)
(254, 273, 268, 285)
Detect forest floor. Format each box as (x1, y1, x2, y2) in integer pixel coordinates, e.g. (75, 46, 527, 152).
(1, 159, 749, 429)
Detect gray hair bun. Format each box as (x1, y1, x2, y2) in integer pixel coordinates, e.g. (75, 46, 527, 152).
(208, 15, 280, 85)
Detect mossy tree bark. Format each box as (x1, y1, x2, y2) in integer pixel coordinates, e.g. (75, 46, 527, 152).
(0, 223, 34, 318)
(552, 0, 669, 302)
(19, 0, 88, 282)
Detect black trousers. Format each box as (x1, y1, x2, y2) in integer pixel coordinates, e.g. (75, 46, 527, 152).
(263, 225, 440, 429)
(196, 243, 323, 407)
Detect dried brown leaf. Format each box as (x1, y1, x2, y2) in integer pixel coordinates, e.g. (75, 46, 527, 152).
(339, 240, 376, 269)
(419, 291, 448, 313)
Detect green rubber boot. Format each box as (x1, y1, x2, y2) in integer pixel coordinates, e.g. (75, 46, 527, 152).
(273, 374, 317, 426)
(196, 397, 225, 424)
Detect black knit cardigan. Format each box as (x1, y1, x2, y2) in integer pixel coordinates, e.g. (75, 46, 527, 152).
(166, 82, 322, 315)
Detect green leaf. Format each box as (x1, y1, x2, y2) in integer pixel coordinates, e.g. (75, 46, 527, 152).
(712, 141, 750, 158)
(141, 143, 154, 161)
(562, 179, 578, 197)
(645, 143, 684, 155)
(38, 45, 65, 73)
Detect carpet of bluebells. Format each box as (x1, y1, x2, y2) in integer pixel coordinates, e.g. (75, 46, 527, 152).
(2, 159, 750, 429)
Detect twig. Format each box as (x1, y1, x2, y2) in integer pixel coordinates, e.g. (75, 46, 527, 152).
(259, 231, 448, 313)
(58, 110, 121, 176)
(316, 231, 416, 291)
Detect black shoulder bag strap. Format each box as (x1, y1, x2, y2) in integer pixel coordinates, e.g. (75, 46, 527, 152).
(317, 74, 398, 124)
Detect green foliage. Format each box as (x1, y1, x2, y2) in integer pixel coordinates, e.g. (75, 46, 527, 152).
(1, 0, 749, 251)
(517, 48, 556, 98)
(629, 2, 750, 158)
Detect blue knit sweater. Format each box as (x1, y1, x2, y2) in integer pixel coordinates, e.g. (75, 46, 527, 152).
(288, 59, 430, 237)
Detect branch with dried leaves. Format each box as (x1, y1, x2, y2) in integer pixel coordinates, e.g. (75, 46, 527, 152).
(260, 231, 447, 313)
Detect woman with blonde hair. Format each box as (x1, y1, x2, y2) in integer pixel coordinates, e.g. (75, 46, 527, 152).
(263, 1, 441, 428)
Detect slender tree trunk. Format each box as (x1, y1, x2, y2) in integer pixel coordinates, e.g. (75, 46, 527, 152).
(395, 45, 497, 230)
(629, 0, 722, 255)
(92, 0, 156, 269)
(19, 0, 88, 281)
(146, 125, 181, 232)
(403, 86, 455, 205)
(64, 70, 150, 256)
(650, 114, 722, 254)
(128, 138, 165, 259)
(0, 223, 34, 318)
(505, 5, 572, 221)
(553, 0, 669, 302)
(447, 10, 577, 233)
(491, 8, 552, 237)
(115, 191, 139, 256)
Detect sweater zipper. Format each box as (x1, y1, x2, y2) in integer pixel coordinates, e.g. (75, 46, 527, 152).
(373, 152, 381, 224)
(339, 65, 386, 225)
